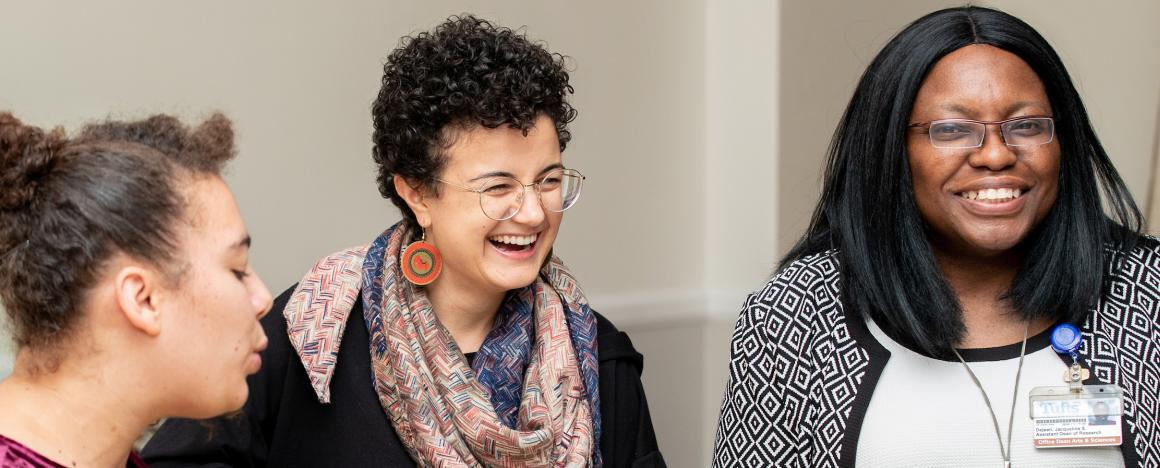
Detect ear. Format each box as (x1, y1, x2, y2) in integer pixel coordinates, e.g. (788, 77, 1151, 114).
(114, 266, 163, 337)
(393, 174, 433, 228)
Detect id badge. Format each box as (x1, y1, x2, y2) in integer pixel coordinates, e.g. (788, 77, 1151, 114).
(1028, 384, 1123, 448)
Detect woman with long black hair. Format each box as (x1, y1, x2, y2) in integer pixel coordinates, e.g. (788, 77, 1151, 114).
(715, 6, 1156, 467)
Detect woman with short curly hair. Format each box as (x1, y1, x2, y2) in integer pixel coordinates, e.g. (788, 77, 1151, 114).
(144, 15, 665, 467)
(0, 112, 273, 467)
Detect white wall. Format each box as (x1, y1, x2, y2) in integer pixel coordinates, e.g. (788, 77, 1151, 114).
(0, 0, 719, 464)
(0, 0, 712, 297)
(1, 2, 1157, 467)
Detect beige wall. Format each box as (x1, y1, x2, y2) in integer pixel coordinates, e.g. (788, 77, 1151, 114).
(0, 0, 723, 464)
(1, 2, 1157, 467)
(778, 0, 963, 254)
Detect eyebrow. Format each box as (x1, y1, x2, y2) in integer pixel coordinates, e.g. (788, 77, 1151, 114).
(934, 103, 975, 116)
(934, 101, 1045, 117)
(467, 163, 565, 183)
(1003, 101, 1043, 115)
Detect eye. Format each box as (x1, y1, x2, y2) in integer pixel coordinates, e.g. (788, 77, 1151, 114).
(233, 268, 251, 281)
(932, 123, 971, 134)
(929, 121, 977, 142)
(480, 179, 517, 196)
(1007, 119, 1045, 136)
(538, 175, 563, 190)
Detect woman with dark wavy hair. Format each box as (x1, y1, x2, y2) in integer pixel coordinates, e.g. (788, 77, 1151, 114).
(144, 15, 664, 467)
(715, 6, 1156, 467)
(0, 113, 273, 467)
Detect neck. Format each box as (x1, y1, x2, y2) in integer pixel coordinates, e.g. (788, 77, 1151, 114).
(933, 249, 1052, 348)
(425, 276, 505, 354)
(0, 351, 154, 468)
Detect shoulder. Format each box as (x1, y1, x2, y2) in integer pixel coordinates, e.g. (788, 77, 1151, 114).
(1101, 235, 1160, 306)
(593, 309, 619, 336)
(1106, 234, 1160, 276)
(1092, 236, 1160, 324)
(727, 250, 847, 360)
(746, 249, 842, 319)
(591, 310, 644, 369)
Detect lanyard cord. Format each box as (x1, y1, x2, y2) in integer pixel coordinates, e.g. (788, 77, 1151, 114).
(950, 322, 1030, 468)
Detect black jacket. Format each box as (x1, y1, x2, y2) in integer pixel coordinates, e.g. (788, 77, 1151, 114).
(144, 286, 666, 467)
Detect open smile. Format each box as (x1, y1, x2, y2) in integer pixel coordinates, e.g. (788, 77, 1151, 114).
(488, 233, 539, 259)
(955, 186, 1028, 215)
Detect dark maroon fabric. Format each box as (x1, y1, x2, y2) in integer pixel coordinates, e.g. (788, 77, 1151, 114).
(0, 434, 149, 468)
(128, 451, 149, 468)
(0, 435, 63, 468)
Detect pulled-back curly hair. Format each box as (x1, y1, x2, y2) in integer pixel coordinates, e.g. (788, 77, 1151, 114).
(0, 112, 235, 360)
(372, 15, 577, 231)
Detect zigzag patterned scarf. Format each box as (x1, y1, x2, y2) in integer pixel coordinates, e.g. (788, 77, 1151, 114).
(361, 225, 601, 467)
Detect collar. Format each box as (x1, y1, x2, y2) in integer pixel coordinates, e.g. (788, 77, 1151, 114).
(282, 246, 368, 403)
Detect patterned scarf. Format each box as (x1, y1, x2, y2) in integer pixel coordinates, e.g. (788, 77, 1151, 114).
(360, 225, 602, 467)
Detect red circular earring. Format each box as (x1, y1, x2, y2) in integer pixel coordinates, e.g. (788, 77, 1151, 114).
(400, 230, 442, 286)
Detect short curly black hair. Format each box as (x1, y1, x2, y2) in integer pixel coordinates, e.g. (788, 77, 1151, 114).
(372, 15, 577, 231)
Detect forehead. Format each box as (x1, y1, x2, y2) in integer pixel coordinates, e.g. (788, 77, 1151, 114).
(912, 45, 1051, 118)
(441, 115, 562, 176)
(176, 175, 245, 251)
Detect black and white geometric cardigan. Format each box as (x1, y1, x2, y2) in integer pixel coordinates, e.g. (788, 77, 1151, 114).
(713, 242, 1160, 467)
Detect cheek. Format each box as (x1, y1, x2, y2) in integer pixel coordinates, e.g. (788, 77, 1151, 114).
(906, 154, 959, 230)
(544, 212, 563, 236)
(907, 158, 938, 206)
(203, 280, 253, 339)
(432, 197, 492, 233)
(908, 152, 958, 195)
(1034, 150, 1062, 218)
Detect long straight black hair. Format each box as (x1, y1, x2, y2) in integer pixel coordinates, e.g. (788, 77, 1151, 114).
(782, 6, 1143, 358)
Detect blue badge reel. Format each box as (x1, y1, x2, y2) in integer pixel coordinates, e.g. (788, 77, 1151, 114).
(1028, 324, 1123, 448)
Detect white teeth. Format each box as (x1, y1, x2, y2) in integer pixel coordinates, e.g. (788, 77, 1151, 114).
(489, 234, 538, 246)
(959, 188, 1022, 201)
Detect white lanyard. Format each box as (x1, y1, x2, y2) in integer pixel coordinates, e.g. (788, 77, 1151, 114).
(951, 322, 1030, 468)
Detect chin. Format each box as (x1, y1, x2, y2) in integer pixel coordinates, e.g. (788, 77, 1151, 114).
(183, 386, 250, 419)
(962, 236, 1027, 257)
(950, 223, 1034, 255)
(224, 389, 250, 413)
(489, 268, 542, 291)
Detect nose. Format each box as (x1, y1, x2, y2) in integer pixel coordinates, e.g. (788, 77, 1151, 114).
(510, 185, 547, 225)
(967, 125, 1017, 171)
(251, 273, 274, 319)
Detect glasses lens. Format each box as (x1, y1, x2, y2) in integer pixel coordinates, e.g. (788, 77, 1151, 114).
(928, 120, 985, 148)
(1002, 117, 1054, 146)
(538, 169, 583, 212)
(477, 177, 523, 220)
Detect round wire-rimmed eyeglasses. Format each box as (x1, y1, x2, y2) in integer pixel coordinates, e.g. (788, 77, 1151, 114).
(436, 168, 586, 221)
(907, 115, 1055, 149)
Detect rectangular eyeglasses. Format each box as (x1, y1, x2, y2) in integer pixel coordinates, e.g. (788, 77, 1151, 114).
(908, 115, 1055, 149)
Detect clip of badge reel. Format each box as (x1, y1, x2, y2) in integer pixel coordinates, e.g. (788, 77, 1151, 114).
(1027, 323, 1124, 449)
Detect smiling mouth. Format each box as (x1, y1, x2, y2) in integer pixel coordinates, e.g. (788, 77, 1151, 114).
(489, 233, 538, 253)
(957, 187, 1024, 204)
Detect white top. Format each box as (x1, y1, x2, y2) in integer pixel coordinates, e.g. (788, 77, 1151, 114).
(856, 318, 1125, 467)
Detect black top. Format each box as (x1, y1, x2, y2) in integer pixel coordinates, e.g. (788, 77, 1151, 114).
(143, 286, 666, 467)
